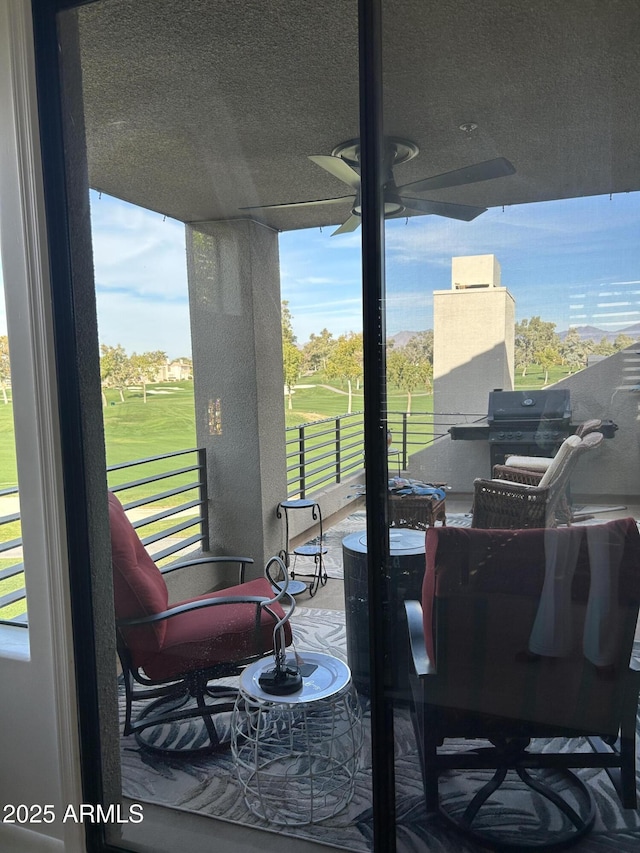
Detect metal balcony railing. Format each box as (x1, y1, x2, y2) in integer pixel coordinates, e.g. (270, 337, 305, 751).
(285, 412, 365, 498)
(284, 409, 484, 498)
(0, 448, 209, 629)
(0, 486, 25, 628)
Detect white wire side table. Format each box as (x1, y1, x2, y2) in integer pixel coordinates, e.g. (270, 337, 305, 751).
(231, 652, 363, 826)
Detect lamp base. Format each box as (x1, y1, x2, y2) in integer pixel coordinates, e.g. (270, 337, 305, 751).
(258, 665, 303, 695)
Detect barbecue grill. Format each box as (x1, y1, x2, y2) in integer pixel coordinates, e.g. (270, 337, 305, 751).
(487, 389, 572, 467)
(449, 389, 617, 470)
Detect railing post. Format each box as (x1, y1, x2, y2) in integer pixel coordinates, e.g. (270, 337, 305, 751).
(335, 417, 342, 483)
(402, 412, 408, 471)
(298, 425, 306, 499)
(197, 447, 210, 551)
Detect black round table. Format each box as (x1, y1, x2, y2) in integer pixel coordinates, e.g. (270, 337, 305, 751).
(342, 529, 426, 699)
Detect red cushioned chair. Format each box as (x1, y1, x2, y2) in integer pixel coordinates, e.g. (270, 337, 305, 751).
(109, 491, 293, 753)
(405, 519, 640, 849)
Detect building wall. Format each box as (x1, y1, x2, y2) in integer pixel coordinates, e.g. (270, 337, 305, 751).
(433, 287, 515, 416)
(451, 253, 502, 289)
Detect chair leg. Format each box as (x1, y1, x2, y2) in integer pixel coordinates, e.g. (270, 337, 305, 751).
(408, 681, 440, 812)
(122, 669, 135, 736)
(619, 734, 637, 809)
(195, 677, 222, 749)
(422, 714, 440, 812)
(618, 686, 638, 809)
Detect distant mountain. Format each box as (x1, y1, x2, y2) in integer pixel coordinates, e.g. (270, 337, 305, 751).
(557, 324, 640, 343)
(621, 322, 640, 337)
(388, 326, 639, 346)
(387, 330, 428, 347)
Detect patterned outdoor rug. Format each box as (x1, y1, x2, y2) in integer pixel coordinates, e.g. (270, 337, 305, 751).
(119, 606, 640, 852)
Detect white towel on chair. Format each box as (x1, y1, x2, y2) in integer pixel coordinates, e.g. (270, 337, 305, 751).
(528, 528, 582, 657)
(583, 525, 621, 667)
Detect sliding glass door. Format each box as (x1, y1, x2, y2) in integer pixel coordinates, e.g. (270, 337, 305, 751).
(381, 1, 640, 849)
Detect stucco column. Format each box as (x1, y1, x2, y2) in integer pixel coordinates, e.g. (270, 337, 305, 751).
(186, 219, 287, 572)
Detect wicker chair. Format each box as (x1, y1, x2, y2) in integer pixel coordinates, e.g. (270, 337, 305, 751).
(472, 432, 603, 528)
(491, 420, 604, 524)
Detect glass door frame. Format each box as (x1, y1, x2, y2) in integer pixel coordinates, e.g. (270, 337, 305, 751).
(31, 0, 397, 850)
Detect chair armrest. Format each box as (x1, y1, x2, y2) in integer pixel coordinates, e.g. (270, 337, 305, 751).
(117, 594, 271, 627)
(474, 477, 548, 496)
(160, 555, 254, 583)
(492, 465, 544, 486)
(405, 600, 436, 677)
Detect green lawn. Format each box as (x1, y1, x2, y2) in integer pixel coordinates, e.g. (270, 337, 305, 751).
(102, 381, 197, 465)
(0, 400, 18, 490)
(0, 368, 579, 489)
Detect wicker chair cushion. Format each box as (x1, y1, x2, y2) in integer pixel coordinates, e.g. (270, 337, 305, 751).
(504, 455, 552, 472)
(537, 434, 582, 488)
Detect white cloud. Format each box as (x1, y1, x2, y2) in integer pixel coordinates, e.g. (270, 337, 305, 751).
(90, 193, 188, 300)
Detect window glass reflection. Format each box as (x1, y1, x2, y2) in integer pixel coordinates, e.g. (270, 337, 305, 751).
(382, 0, 640, 849)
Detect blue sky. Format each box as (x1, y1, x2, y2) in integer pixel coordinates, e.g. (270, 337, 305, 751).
(1, 189, 639, 358)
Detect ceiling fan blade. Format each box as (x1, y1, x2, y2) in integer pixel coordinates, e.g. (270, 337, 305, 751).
(400, 196, 487, 222)
(240, 195, 353, 211)
(397, 157, 515, 195)
(331, 214, 361, 235)
(309, 155, 362, 191)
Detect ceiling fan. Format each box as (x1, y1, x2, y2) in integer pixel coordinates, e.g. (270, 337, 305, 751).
(240, 137, 515, 235)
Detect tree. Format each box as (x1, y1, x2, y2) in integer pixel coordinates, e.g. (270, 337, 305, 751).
(0, 336, 10, 405)
(281, 300, 296, 346)
(325, 332, 363, 414)
(614, 333, 635, 351)
(387, 348, 432, 414)
(130, 350, 167, 403)
(283, 340, 303, 410)
(402, 330, 434, 366)
(534, 345, 561, 385)
(559, 327, 587, 374)
(100, 344, 131, 405)
(515, 316, 559, 377)
(595, 336, 615, 356)
(302, 328, 336, 372)
(281, 301, 303, 409)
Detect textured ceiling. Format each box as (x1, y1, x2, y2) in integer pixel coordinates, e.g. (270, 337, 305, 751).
(74, 0, 640, 231)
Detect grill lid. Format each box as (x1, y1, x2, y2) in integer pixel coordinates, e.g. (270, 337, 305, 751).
(487, 390, 571, 424)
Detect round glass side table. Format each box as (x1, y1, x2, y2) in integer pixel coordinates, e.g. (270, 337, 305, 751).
(231, 652, 363, 826)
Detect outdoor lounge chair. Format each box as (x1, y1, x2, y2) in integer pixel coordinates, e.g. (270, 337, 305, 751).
(405, 520, 640, 849)
(472, 431, 603, 528)
(108, 491, 293, 753)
